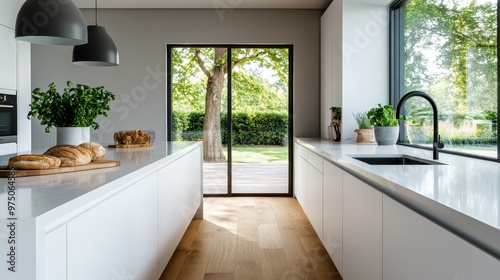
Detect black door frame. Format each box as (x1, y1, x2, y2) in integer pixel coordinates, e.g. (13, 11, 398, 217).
(167, 44, 294, 197)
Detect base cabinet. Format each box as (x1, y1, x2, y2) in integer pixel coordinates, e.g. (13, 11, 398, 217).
(322, 160, 343, 275)
(67, 173, 159, 280)
(158, 149, 202, 274)
(38, 146, 202, 280)
(294, 143, 323, 238)
(342, 172, 383, 280)
(295, 142, 500, 280)
(383, 196, 500, 280)
(294, 144, 308, 211)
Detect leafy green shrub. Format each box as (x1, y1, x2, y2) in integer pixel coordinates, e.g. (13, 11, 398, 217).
(173, 111, 288, 145)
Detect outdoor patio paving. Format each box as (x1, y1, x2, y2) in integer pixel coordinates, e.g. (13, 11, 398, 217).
(203, 162, 289, 194)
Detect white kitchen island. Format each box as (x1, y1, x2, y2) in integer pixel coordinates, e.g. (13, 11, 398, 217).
(295, 138, 500, 280)
(0, 141, 203, 280)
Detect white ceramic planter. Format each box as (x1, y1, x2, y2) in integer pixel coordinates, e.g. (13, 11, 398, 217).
(56, 127, 90, 145)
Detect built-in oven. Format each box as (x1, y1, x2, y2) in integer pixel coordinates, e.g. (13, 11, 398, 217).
(0, 89, 17, 144)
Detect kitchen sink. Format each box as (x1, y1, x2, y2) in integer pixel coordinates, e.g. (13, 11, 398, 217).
(351, 155, 446, 165)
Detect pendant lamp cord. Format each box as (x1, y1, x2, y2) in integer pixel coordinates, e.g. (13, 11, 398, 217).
(95, 0, 98, 26)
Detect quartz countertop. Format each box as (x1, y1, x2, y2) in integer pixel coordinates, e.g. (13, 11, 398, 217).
(296, 138, 500, 260)
(0, 141, 202, 222)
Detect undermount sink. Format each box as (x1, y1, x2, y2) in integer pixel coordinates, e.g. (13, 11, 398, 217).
(351, 155, 446, 165)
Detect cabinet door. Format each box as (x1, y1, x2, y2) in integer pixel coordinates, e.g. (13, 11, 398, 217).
(322, 160, 343, 275)
(383, 195, 500, 280)
(45, 226, 67, 280)
(307, 162, 323, 239)
(158, 147, 202, 275)
(294, 144, 308, 212)
(343, 173, 382, 280)
(67, 173, 159, 280)
(0, 25, 16, 90)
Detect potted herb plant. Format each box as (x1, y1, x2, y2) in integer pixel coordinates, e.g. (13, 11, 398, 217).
(28, 81, 115, 145)
(353, 111, 374, 143)
(367, 104, 401, 145)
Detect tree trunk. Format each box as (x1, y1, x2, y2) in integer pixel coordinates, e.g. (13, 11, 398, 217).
(203, 48, 227, 162)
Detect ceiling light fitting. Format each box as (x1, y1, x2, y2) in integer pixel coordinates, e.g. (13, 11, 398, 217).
(15, 0, 87, 45)
(72, 0, 119, 66)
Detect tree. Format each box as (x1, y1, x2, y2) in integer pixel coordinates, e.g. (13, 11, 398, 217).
(404, 0, 497, 116)
(172, 47, 289, 162)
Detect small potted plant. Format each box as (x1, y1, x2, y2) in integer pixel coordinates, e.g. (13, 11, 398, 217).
(329, 107, 341, 142)
(28, 81, 115, 145)
(353, 111, 374, 143)
(367, 104, 401, 145)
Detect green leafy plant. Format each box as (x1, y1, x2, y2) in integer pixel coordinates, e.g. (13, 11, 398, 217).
(367, 104, 400, 127)
(353, 111, 372, 129)
(28, 81, 115, 133)
(330, 107, 341, 121)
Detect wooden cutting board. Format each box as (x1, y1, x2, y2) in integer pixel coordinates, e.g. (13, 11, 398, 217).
(0, 160, 120, 178)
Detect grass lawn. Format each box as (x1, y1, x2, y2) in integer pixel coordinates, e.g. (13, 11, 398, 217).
(223, 145, 288, 163)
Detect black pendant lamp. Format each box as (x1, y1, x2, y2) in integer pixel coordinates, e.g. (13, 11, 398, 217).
(15, 0, 87, 45)
(72, 0, 119, 66)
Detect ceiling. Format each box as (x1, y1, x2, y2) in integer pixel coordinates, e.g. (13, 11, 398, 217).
(72, 0, 333, 10)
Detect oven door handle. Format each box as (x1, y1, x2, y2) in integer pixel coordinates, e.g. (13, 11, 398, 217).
(0, 105, 14, 108)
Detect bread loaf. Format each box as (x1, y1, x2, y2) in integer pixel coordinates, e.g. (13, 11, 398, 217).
(79, 142, 106, 161)
(8, 154, 61, 170)
(44, 145, 92, 167)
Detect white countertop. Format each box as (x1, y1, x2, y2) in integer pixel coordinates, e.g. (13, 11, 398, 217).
(0, 141, 201, 223)
(296, 138, 500, 260)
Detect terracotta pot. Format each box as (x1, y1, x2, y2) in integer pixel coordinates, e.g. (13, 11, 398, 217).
(354, 128, 375, 143)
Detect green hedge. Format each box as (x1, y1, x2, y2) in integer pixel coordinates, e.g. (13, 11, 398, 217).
(173, 111, 288, 146)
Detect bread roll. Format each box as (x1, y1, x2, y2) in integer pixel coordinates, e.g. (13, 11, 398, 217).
(79, 142, 106, 161)
(44, 145, 92, 167)
(8, 154, 61, 170)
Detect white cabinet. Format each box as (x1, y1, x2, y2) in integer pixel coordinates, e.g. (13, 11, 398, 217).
(294, 143, 308, 211)
(66, 173, 159, 280)
(0, 25, 17, 90)
(44, 226, 67, 280)
(294, 143, 323, 238)
(322, 160, 343, 275)
(158, 149, 202, 275)
(307, 160, 323, 238)
(343, 172, 382, 280)
(383, 195, 500, 280)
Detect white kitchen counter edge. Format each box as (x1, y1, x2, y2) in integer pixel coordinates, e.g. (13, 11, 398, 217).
(295, 138, 500, 261)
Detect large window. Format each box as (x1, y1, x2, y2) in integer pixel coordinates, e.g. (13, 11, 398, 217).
(391, 0, 499, 160)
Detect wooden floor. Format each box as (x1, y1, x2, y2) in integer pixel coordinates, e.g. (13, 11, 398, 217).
(160, 197, 342, 280)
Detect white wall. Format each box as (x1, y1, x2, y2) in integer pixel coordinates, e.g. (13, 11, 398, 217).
(31, 9, 322, 149)
(321, 0, 391, 142)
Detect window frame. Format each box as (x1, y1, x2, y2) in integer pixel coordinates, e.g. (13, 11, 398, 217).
(389, 0, 500, 162)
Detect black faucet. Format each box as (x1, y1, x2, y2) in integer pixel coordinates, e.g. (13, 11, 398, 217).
(396, 91, 444, 160)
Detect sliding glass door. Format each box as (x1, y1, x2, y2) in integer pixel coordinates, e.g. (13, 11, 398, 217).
(168, 45, 292, 196)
